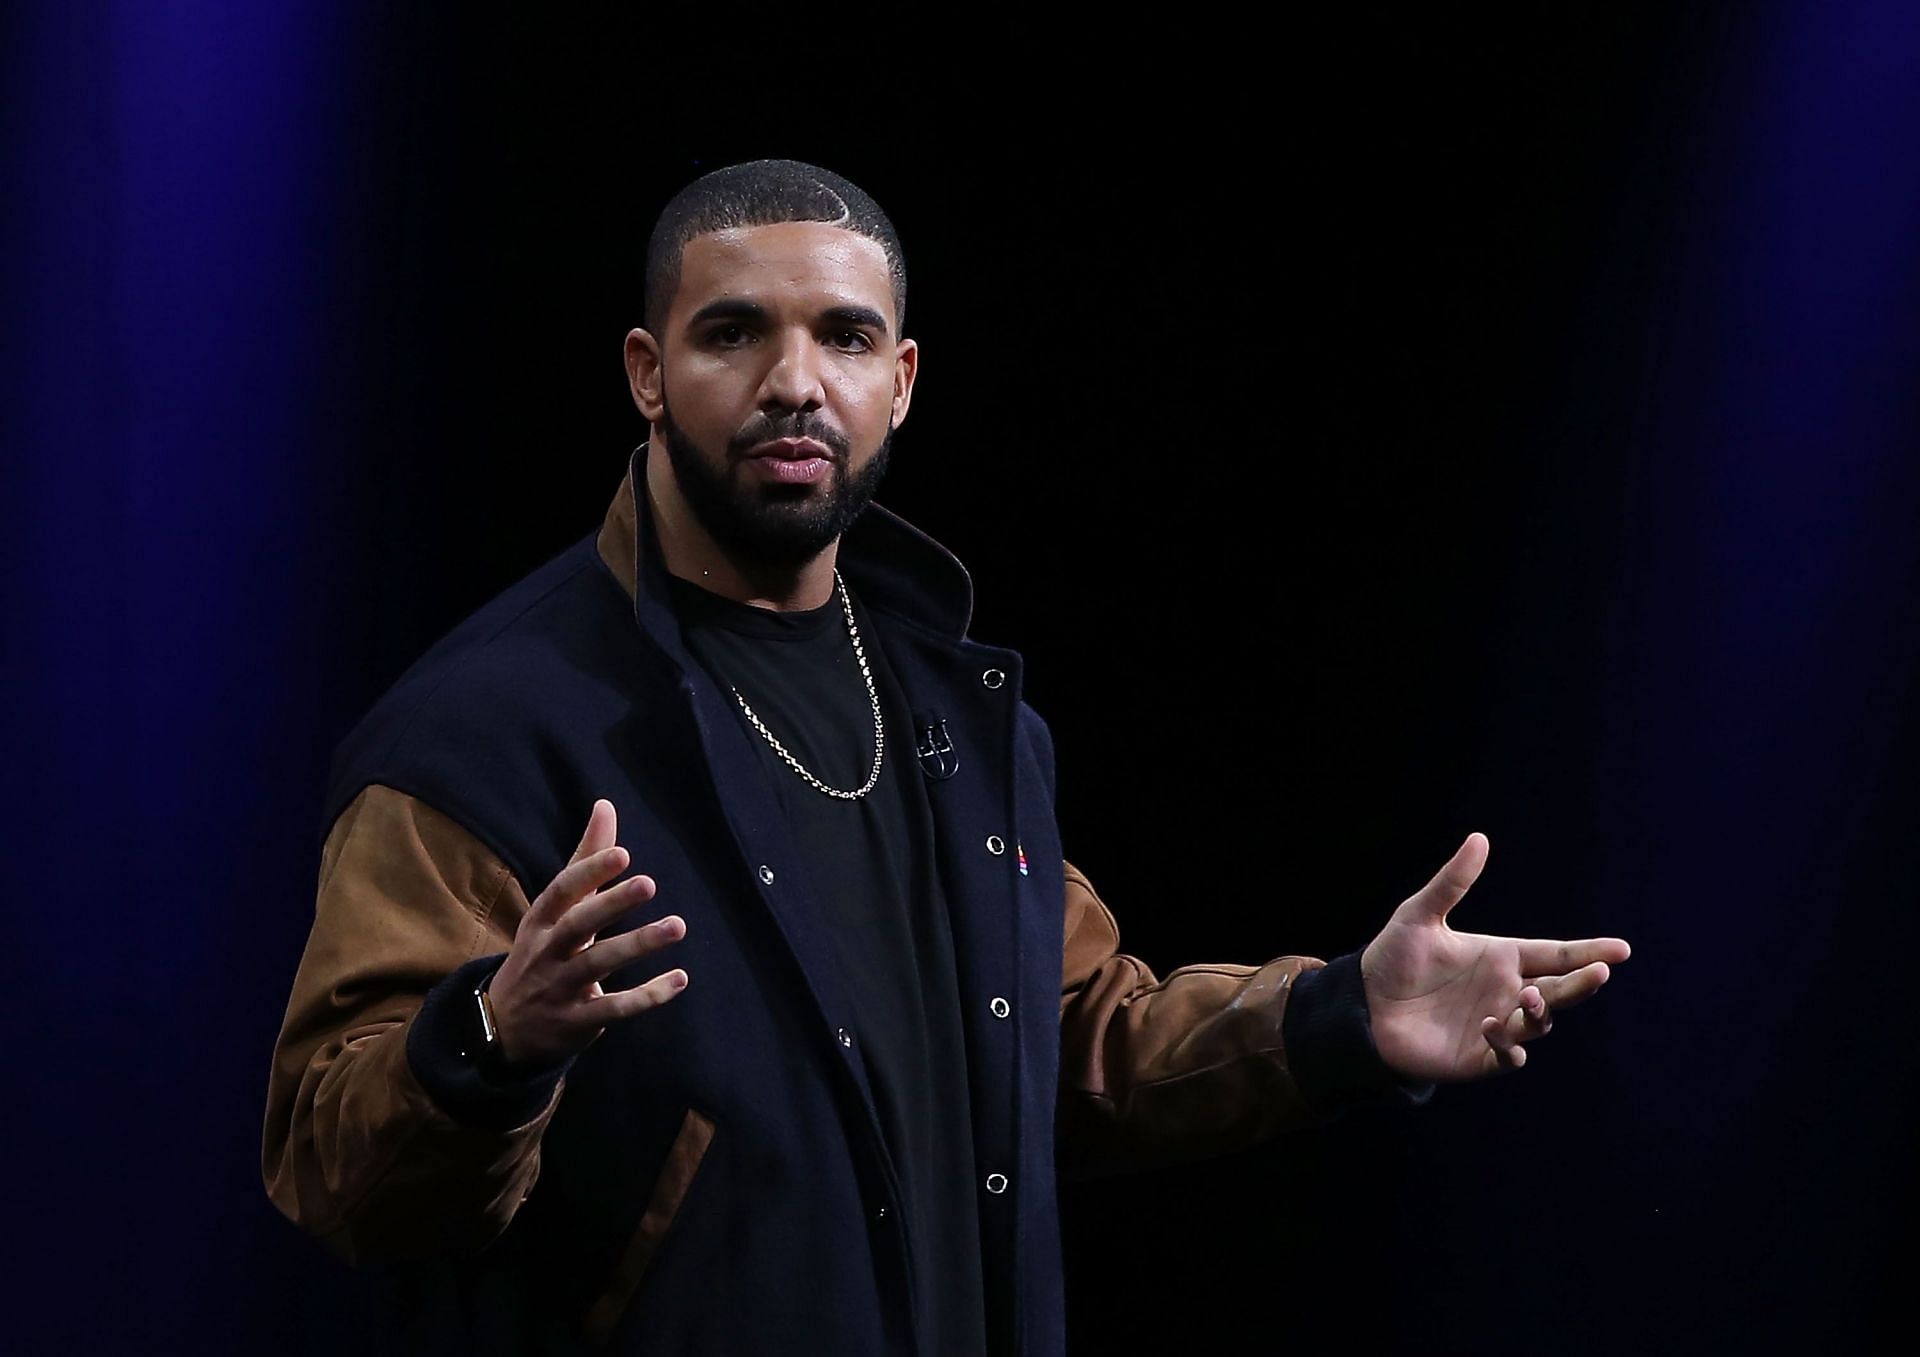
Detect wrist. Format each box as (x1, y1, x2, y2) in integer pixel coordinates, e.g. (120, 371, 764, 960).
(473, 964, 511, 1076)
(406, 955, 576, 1131)
(1283, 952, 1434, 1115)
(480, 967, 552, 1073)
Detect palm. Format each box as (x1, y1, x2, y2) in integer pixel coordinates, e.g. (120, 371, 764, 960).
(1359, 834, 1630, 1082)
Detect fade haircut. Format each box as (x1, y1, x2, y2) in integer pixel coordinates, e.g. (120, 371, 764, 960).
(643, 159, 908, 338)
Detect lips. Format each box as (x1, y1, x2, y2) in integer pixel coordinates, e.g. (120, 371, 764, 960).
(740, 435, 836, 486)
(745, 436, 833, 462)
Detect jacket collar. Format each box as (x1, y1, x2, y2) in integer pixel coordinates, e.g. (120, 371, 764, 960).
(595, 443, 978, 642)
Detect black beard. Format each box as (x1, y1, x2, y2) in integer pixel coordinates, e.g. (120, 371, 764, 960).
(659, 399, 893, 572)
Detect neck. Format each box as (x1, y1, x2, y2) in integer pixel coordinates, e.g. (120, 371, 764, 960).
(644, 440, 841, 612)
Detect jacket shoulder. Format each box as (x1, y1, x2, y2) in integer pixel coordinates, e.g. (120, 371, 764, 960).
(319, 534, 646, 876)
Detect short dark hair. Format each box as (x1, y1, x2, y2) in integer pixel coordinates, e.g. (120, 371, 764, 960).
(643, 159, 907, 337)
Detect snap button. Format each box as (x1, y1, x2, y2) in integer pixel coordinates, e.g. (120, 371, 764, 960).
(875, 1205, 889, 1222)
(989, 996, 1011, 1019)
(986, 835, 1006, 856)
(982, 668, 1005, 690)
(836, 1027, 853, 1049)
(985, 1172, 1009, 1195)
(758, 865, 775, 885)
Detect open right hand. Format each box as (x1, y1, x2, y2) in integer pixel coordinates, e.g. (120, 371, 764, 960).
(485, 799, 687, 1069)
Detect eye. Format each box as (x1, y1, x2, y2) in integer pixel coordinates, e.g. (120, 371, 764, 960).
(828, 330, 874, 353)
(709, 323, 753, 347)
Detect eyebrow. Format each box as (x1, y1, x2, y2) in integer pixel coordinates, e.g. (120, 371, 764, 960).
(819, 304, 891, 338)
(685, 298, 891, 338)
(686, 298, 770, 330)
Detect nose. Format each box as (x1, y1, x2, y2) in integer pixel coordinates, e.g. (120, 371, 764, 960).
(757, 327, 826, 414)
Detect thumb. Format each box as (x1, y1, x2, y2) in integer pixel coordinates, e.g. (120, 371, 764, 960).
(1406, 832, 1488, 923)
(570, 798, 618, 865)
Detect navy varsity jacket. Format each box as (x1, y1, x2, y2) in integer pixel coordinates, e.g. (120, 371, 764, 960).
(263, 445, 1407, 1354)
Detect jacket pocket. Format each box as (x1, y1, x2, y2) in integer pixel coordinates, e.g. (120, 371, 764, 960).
(582, 1106, 716, 1344)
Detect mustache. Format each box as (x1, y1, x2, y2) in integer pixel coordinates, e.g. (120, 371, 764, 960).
(727, 412, 851, 462)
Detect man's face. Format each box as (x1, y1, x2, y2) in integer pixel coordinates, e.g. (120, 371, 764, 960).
(645, 221, 916, 571)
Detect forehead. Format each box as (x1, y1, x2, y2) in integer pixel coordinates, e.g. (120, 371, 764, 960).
(671, 221, 895, 328)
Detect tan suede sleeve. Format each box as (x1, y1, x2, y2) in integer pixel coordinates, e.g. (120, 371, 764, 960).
(261, 784, 561, 1265)
(1056, 860, 1330, 1180)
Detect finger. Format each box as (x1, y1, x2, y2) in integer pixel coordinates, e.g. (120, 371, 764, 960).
(1405, 832, 1489, 923)
(1528, 960, 1612, 1011)
(588, 967, 689, 1022)
(1480, 1013, 1511, 1052)
(1480, 1011, 1522, 1054)
(1479, 1017, 1527, 1073)
(526, 844, 630, 929)
(1515, 935, 1630, 974)
(563, 912, 684, 985)
(569, 799, 618, 867)
(1488, 989, 1553, 1050)
(551, 873, 659, 951)
(1517, 936, 1632, 972)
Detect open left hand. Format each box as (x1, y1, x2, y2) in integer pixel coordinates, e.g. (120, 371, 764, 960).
(1359, 833, 1630, 1082)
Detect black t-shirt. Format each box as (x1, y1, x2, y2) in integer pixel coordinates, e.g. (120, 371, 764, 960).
(669, 573, 987, 1356)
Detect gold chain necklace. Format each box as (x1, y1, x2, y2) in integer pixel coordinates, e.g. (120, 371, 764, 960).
(729, 570, 885, 800)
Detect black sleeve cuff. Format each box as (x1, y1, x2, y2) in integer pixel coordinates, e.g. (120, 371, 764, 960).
(405, 954, 576, 1132)
(1282, 951, 1436, 1116)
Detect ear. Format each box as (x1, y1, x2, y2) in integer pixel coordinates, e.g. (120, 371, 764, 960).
(624, 328, 665, 422)
(890, 337, 919, 431)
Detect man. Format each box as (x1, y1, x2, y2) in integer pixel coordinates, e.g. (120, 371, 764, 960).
(263, 159, 1630, 1355)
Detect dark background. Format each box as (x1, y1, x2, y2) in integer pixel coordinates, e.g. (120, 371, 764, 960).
(6, 4, 1918, 1352)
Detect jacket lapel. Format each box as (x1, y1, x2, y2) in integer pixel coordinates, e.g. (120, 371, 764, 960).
(604, 447, 911, 1208)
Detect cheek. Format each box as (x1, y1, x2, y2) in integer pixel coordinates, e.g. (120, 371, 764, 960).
(831, 367, 900, 434)
(668, 360, 752, 425)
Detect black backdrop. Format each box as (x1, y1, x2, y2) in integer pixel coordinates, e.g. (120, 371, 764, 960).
(7, 6, 1917, 1352)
